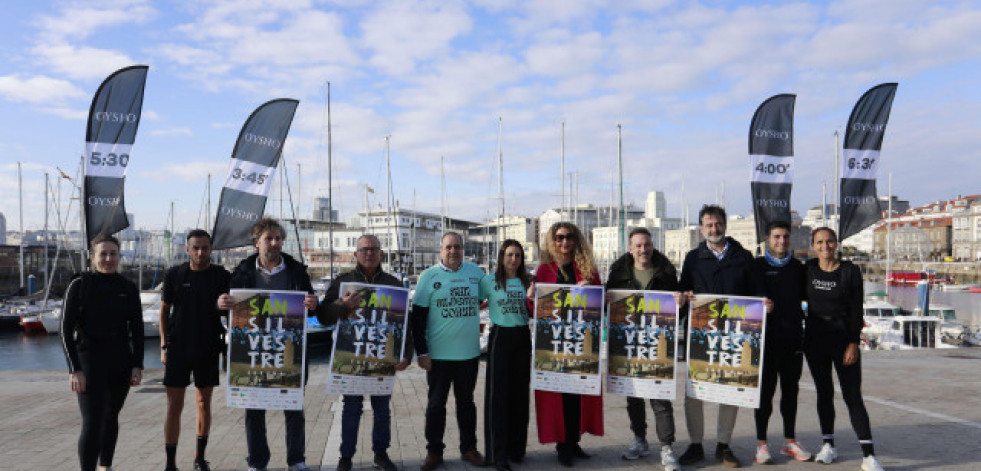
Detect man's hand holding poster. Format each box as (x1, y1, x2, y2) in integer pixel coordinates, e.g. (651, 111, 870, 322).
(226, 289, 307, 410)
(686, 295, 766, 408)
(606, 290, 678, 400)
(532, 284, 604, 395)
(326, 282, 409, 395)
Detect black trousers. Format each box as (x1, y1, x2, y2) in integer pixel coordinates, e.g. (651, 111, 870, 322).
(426, 356, 480, 454)
(754, 341, 804, 440)
(77, 373, 130, 471)
(556, 393, 582, 454)
(626, 397, 675, 445)
(804, 336, 873, 441)
(484, 326, 531, 464)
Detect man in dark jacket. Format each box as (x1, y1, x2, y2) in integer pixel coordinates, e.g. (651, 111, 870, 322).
(217, 218, 319, 471)
(319, 234, 411, 471)
(751, 221, 812, 464)
(606, 228, 680, 471)
(676, 205, 766, 469)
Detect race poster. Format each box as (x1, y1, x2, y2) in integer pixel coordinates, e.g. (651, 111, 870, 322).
(606, 290, 678, 400)
(532, 284, 604, 395)
(226, 289, 307, 410)
(326, 283, 410, 395)
(686, 295, 766, 408)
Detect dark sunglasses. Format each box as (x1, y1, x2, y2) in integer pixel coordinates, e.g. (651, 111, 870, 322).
(555, 234, 575, 242)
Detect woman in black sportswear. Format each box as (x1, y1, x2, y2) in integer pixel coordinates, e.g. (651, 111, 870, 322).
(61, 234, 144, 471)
(803, 227, 883, 471)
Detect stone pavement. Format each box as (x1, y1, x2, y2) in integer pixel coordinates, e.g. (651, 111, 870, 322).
(0, 347, 978, 471)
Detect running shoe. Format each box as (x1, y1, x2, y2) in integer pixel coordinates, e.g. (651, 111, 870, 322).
(814, 443, 838, 464)
(755, 444, 774, 465)
(780, 440, 812, 461)
(622, 436, 651, 460)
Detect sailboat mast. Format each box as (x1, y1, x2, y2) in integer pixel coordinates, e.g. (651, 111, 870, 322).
(327, 81, 334, 277)
(385, 135, 392, 269)
(886, 172, 893, 297)
(617, 124, 625, 254)
(441, 156, 447, 236)
(833, 130, 840, 233)
(44, 172, 49, 289)
(18, 162, 24, 289)
(560, 121, 565, 217)
(497, 117, 504, 256)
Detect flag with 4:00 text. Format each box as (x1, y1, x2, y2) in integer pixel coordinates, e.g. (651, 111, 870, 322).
(749, 93, 795, 245)
(839, 83, 898, 241)
(212, 98, 299, 249)
(83, 65, 148, 244)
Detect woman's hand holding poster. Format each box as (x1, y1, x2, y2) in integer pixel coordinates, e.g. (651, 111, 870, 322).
(606, 290, 678, 400)
(532, 284, 604, 395)
(686, 295, 767, 408)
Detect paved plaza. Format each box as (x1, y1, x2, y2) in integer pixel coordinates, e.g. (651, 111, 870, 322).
(0, 347, 978, 470)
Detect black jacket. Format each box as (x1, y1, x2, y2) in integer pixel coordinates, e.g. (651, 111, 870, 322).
(320, 265, 413, 359)
(753, 256, 806, 348)
(678, 237, 763, 297)
(605, 250, 679, 292)
(60, 272, 144, 376)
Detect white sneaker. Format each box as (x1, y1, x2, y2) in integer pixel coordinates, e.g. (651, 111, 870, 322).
(622, 436, 651, 460)
(861, 455, 885, 471)
(815, 443, 838, 464)
(781, 440, 813, 461)
(756, 443, 774, 464)
(288, 463, 311, 471)
(661, 445, 679, 471)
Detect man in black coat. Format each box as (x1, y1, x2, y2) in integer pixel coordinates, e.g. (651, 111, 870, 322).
(606, 228, 680, 471)
(217, 218, 319, 471)
(319, 234, 411, 471)
(675, 205, 766, 469)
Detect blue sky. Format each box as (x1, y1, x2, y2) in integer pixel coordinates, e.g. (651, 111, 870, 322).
(2, 0, 980, 233)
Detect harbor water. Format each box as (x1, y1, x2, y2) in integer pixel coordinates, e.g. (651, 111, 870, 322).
(0, 330, 334, 371)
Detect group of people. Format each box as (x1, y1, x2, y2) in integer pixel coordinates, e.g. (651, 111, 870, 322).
(59, 206, 885, 471)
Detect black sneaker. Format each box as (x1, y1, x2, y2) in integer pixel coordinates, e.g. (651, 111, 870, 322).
(678, 443, 705, 465)
(374, 451, 398, 471)
(716, 444, 742, 468)
(165, 467, 179, 471)
(338, 457, 353, 471)
(193, 460, 210, 471)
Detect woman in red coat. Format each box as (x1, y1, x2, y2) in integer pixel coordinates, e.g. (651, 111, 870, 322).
(532, 222, 603, 467)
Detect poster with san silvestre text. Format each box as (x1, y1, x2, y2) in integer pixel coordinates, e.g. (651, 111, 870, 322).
(532, 284, 604, 396)
(606, 290, 678, 400)
(326, 283, 410, 395)
(226, 289, 307, 410)
(686, 295, 766, 408)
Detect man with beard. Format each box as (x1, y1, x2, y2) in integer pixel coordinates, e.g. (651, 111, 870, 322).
(675, 205, 766, 469)
(218, 218, 319, 471)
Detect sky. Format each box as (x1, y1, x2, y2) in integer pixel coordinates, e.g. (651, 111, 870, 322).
(1, 0, 980, 234)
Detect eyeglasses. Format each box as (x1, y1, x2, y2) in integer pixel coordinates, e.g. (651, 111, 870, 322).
(357, 247, 381, 254)
(555, 234, 574, 242)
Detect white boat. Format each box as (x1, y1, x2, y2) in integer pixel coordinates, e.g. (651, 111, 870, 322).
(940, 283, 979, 292)
(862, 297, 948, 349)
(141, 291, 162, 338)
(912, 304, 967, 346)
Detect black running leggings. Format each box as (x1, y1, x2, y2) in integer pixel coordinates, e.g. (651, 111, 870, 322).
(77, 379, 130, 471)
(754, 342, 804, 440)
(803, 337, 872, 441)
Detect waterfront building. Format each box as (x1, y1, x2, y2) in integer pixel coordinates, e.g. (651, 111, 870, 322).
(468, 216, 539, 269)
(664, 226, 702, 266)
(872, 195, 979, 261)
(538, 203, 646, 246)
(952, 197, 981, 261)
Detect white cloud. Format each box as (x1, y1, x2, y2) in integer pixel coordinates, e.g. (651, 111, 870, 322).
(361, 0, 473, 75)
(0, 75, 85, 104)
(34, 0, 157, 41)
(148, 127, 193, 137)
(31, 43, 138, 81)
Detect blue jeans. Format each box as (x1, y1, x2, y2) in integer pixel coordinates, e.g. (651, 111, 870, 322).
(245, 408, 305, 467)
(340, 395, 392, 459)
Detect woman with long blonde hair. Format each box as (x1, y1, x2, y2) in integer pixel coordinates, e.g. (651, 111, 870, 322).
(532, 222, 603, 467)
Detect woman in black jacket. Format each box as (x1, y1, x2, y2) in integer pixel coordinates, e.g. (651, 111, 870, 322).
(61, 234, 144, 471)
(804, 227, 883, 471)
